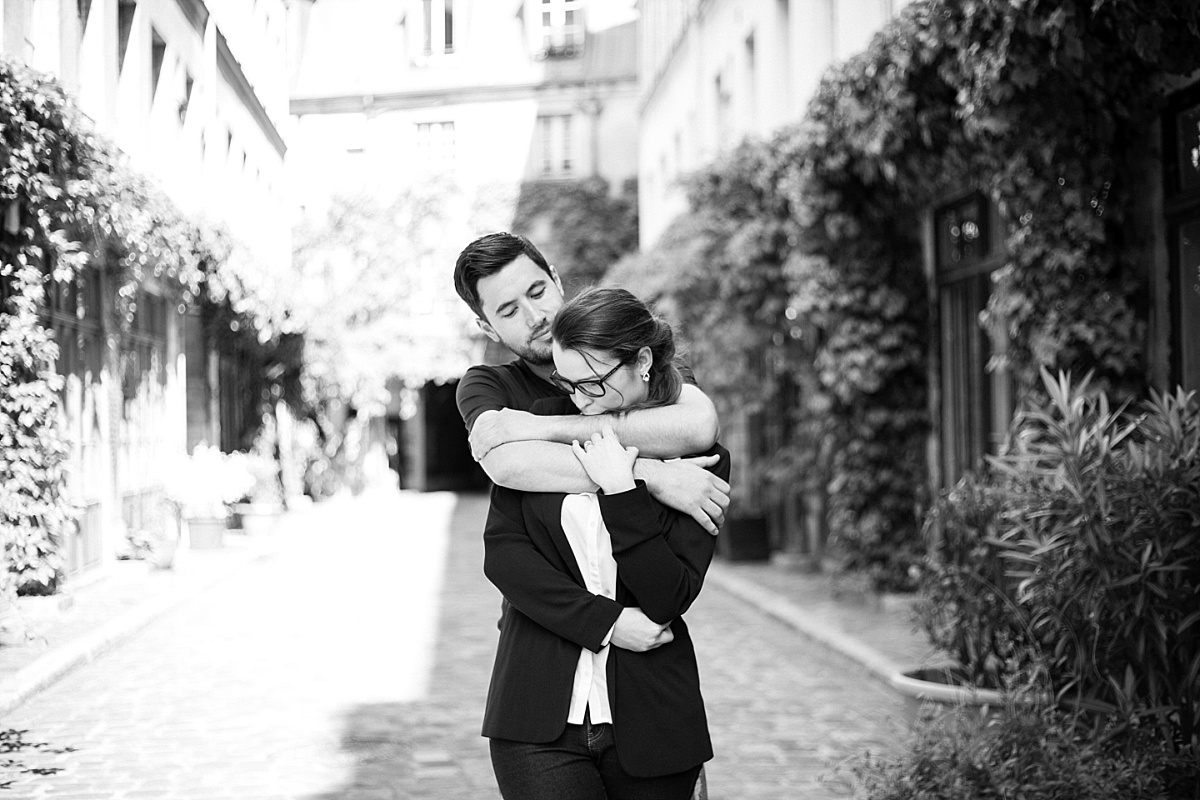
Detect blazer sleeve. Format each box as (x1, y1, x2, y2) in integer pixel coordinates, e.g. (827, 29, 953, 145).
(483, 486, 623, 653)
(598, 444, 731, 625)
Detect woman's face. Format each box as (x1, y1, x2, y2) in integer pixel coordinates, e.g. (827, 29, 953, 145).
(551, 343, 649, 415)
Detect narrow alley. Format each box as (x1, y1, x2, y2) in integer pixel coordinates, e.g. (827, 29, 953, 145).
(2, 491, 906, 800)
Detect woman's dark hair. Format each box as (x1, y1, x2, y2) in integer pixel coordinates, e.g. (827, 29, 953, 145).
(453, 231, 552, 318)
(551, 287, 683, 410)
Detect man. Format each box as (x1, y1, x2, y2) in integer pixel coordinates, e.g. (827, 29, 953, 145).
(454, 232, 729, 534)
(453, 232, 728, 796)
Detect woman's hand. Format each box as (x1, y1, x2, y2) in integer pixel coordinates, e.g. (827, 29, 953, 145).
(571, 425, 638, 495)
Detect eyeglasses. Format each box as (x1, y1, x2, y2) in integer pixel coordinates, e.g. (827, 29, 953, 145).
(549, 361, 626, 398)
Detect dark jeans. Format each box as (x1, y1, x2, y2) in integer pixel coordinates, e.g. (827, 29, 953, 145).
(489, 715, 702, 800)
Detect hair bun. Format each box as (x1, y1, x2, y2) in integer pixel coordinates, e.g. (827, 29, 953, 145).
(652, 317, 676, 362)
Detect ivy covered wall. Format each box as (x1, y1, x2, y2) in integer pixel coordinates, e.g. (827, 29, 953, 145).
(0, 58, 294, 601)
(618, 0, 1200, 591)
(513, 177, 639, 292)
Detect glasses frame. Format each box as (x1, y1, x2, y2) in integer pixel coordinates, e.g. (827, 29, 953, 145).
(549, 360, 626, 398)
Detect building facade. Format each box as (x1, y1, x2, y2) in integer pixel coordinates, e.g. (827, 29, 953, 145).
(1, 0, 290, 575)
(636, 1, 1200, 547)
(287, 0, 639, 491)
(289, 0, 638, 215)
(637, 0, 907, 248)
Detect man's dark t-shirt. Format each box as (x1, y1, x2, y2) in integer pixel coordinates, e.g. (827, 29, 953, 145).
(456, 359, 571, 433)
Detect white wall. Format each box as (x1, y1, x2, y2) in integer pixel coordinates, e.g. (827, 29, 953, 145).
(638, 0, 908, 248)
(2, 0, 292, 273)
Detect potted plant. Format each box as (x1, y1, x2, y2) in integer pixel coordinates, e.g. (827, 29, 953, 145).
(120, 499, 182, 569)
(229, 449, 286, 536)
(165, 445, 254, 549)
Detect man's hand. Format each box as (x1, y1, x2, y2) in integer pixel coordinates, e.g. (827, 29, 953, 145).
(469, 408, 541, 461)
(637, 456, 730, 536)
(609, 607, 674, 652)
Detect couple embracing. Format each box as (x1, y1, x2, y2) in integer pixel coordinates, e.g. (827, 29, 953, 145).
(453, 232, 731, 800)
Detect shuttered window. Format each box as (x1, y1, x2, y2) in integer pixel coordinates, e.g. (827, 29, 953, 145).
(1165, 88, 1200, 392)
(934, 192, 1011, 487)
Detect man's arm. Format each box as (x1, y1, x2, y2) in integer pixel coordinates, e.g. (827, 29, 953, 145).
(469, 383, 719, 461)
(479, 442, 729, 535)
(456, 366, 728, 532)
(479, 440, 598, 493)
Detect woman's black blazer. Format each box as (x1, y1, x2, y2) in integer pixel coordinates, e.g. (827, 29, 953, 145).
(480, 443, 730, 778)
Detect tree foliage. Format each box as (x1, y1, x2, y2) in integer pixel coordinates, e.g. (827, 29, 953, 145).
(512, 176, 638, 291)
(290, 188, 477, 408)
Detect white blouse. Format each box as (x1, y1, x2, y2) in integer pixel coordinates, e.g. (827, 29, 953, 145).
(560, 492, 619, 725)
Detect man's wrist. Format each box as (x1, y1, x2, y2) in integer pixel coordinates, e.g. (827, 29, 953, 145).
(632, 457, 663, 486)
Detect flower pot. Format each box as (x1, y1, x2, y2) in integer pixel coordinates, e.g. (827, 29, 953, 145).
(890, 666, 1046, 728)
(185, 515, 226, 549)
(230, 502, 284, 536)
(148, 524, 181, 569)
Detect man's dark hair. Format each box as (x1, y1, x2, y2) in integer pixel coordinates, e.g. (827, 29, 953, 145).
(454, 232, 553, 319)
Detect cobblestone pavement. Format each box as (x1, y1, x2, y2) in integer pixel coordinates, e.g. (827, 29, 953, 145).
(3, 490, 906, 799)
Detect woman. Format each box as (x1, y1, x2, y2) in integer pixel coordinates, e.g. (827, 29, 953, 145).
(481, 287, 730, 800)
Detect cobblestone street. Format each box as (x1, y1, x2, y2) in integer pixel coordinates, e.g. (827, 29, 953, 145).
(3, 490, 906, 800)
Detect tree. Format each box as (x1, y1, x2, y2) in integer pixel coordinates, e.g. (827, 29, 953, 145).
(290, 187, 477, 409)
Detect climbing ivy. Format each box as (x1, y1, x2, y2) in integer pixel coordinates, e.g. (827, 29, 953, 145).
(621, 0, 1200, 591)
(512, 176, 638, 290)
(0, 57, 294, 603)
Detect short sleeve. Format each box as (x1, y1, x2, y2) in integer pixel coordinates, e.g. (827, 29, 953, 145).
(456, 366, 509, 432)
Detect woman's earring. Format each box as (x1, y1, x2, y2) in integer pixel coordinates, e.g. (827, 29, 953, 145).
(641, 371, 650, 382)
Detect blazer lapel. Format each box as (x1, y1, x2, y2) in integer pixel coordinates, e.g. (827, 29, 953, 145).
(530, 493, 588, 587)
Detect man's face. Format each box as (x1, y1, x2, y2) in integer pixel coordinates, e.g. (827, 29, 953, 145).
(474, 255, 564, 366)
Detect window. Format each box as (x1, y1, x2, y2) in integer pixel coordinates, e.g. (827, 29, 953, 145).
(179, 72, 193, 123)
(1164, 87, 1200, 391)
(538, 0, 582, 57)
(934, 192, 1010, 487)
(150, 29, 165, 100)
(537, 114, 573, 176)
(744, 33, 757, 131)
(0, 202, 17, 308)
(117, 0, 135, 74)
(416, 121, 455, 170)
(78, 0, 92, 34)
(421, 0, 454, 55)
(715, 72, 732, 151)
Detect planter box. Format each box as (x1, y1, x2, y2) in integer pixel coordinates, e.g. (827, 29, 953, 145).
(717, 515, 771, 562)
(890, 666, 1047, 728)
(229, 503, 284, 536)
(185, 516, 226, 549)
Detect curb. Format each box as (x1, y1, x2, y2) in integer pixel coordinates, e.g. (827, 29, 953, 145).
(705, 563, 905, 686)
(0, 539, 283, 719)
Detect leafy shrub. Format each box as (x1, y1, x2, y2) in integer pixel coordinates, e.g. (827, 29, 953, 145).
(512, 176, 638, 291)
(850, 707, 1198, 800)
(992, 370, 1200, 756)
(915, 473, 1038, 690)
(918, 370, 1200, 759)
(0, 264, 74, 599)
(164, 446, 255, 519)
(1, 57, 296, 607)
